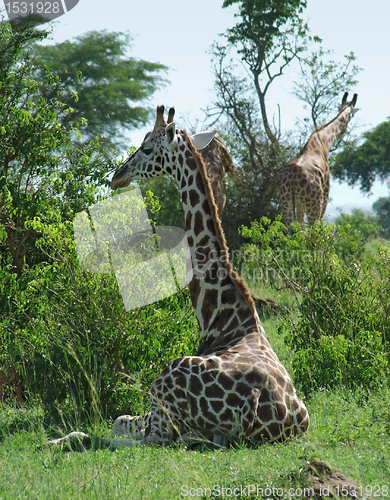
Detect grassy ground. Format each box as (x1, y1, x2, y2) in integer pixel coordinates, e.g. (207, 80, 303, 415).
(1, 305, 389, 499)
(1, 277, 389, 499)
(0, 386, 389, 499)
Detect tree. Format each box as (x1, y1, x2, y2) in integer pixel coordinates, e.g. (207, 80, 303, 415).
(332, 119, 390, 193)
(372, 197, 390, 239)
(212, 0, 311, 148)
(206, 1, 360, 249)
(206, 0, 311, 247)
(292, 47, 361, 144)
(32, 30, 168, 148)
(0, 14, 47, 73)
(0, 21, 116, 275)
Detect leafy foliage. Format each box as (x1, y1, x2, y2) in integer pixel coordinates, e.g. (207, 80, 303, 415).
(0, 21, 117, 275)
(0, 219, 198, 421)
(0, 15, 47, 73)
(373, 197, 390, 238)
(332, 119, 390, 192)
(32, 30, 168, 148)
(333, 209, 380, 262)
(239, 215, 390, 395)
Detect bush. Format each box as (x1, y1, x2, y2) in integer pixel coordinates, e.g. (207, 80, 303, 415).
(333, 208, 380, 263)
(372, 197, 390, 239)
(282, 247, 390, 395)
(238, 216, 336, 294)
(239, 215, 390, 395)
(0, 220, 198, 424)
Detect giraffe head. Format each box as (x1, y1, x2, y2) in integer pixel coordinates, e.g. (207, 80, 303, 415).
(111, 106, 216, 190)
(338, 92, 359, 116)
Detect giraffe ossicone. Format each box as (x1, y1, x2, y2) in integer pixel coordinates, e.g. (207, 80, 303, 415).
(141, 108, 235, 220)
(106, 105, 310, 447)
(279, 92, 359, 226)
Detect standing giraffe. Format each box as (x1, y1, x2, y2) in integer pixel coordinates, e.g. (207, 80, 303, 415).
(107, 105, 309, 446)
(279, 92, 358, 225)
(145, 107, 234, 219)
(194, 136, 234, 218)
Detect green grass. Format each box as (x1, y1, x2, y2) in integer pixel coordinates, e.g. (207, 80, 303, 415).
(250, 280, 301, 314)
(2, 303, 389, 499)
(1, 242, 390, 499)
(0, 387, 389, 499)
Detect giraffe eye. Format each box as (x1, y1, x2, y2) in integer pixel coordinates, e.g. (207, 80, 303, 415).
(142, 147, 153, 156)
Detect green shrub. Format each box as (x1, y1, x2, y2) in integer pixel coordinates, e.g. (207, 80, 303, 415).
(239, 216, 390, 395)
(0, 220, 198, 424)
(333, 208, 380, 263)
(238, 216, 336, 294)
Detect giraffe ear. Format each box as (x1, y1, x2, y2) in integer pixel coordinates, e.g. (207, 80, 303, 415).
(165, 122, 177, 147)
(190, 130, 217, 151)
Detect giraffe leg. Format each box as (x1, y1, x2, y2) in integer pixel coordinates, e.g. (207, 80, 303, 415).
(279, 192, 294, 226)
(140, 401, 184, 445)
(239, 388, 260, 442)
(304, 183, 323, 225)
(307, 198, 322, 225)
(320, 171, 330, 220)
(294, 196, 305, 225)
(47, 415, 146, 449)
(297, 208, 305, 225)
(307, 209, 322, 226)
(46, 431, 143, 449)
(112, 414, 145, 439)
(320, 191, 329, 220)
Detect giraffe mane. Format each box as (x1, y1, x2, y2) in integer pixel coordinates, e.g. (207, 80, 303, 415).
(315, 112, 346, 133)
(213, 136, 236, 177)
(314, 96, 357, 133)
(182, 130, 257, 316)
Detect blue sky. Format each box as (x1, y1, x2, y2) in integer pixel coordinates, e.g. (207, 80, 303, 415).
(24, 0, 390, 219)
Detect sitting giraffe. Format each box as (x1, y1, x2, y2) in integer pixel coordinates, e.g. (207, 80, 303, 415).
(279, 92, 358, 225)
(106, 105, 309, 446)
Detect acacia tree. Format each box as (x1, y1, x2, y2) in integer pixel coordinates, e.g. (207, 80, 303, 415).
(31, 30, 168, 148)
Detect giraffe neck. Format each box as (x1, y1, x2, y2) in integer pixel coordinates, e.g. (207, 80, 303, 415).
(175, 131, 261, 353)
(315, 106, 353, 152)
